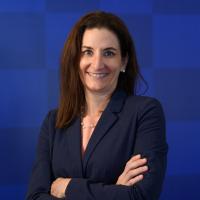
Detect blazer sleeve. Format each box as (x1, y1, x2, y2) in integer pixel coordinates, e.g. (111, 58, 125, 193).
(65, 98, 168, 200)
(26, 111, 62, 200)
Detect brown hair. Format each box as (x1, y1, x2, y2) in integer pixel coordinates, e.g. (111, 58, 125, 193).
(56, 11, 147, 128)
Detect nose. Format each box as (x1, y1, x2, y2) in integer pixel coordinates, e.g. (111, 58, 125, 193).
(92, 52, 104, 70)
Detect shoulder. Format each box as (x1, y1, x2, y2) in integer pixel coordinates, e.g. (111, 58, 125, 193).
(38, 109, 58, 150)
(40, 109, 58, 131)
(124, 95, 165, 119)
(47, 109, 58, 121)
(126, 95, 163, 109)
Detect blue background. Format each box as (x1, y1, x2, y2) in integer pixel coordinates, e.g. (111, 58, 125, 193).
(0, 0, 200, 199)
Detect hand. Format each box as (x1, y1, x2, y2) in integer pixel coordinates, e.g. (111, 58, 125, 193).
(50, 177, 71, 198)
(116, 154, 148, 186)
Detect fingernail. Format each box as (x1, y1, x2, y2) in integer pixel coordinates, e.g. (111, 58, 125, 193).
(134, 154, 141, 158)
(144, 166, 148, 170)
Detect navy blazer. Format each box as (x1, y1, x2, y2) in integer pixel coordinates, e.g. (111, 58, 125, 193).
(26, 90, 168, 200)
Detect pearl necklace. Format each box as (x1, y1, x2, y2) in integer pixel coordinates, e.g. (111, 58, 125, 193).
(81, 121, 96, 129)
(80, 100, 109, 129)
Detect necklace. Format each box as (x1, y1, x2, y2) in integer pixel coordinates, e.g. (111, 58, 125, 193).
(80, 99, 109, 130)
(81, 121, 96, 129)
(80, 109, 99, 130)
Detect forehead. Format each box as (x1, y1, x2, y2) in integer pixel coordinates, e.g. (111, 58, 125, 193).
(81, 28, 120, 49)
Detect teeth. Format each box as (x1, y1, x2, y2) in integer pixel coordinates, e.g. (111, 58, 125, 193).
(88, 72, 108, 78)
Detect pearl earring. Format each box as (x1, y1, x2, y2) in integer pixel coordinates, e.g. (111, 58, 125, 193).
(121, 69, 125, 73)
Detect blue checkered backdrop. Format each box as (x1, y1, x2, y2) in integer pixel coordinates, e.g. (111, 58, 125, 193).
(0, 0, 200, 199)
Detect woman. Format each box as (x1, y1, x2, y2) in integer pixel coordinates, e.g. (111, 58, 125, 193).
(26, 11, 168, 200)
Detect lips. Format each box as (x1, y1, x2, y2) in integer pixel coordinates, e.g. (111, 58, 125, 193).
(87, 72, 109, 78)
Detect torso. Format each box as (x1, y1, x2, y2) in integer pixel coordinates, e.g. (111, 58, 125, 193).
(80, 96, 110, 156)
(81, 128, 94, 155)
(81, 114, 101, 156)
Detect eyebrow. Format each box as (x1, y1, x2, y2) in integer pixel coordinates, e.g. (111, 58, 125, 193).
(82, 46, 118, 51)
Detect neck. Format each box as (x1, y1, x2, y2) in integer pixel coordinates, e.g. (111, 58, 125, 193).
(84, 91, 111, 117)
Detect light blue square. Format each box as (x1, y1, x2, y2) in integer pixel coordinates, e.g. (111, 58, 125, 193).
(153, 15, 200, 68)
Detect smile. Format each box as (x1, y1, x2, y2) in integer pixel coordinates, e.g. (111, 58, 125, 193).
(87, 72, 109, 78)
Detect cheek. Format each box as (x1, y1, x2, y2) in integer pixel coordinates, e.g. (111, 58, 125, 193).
(110, 64, 122, 75)
(79, 62, 85, 82)
(79, 61, 84, 72)
(79, 60, 87, 81)
(80, 57, 89, 70)
(108, 58, 122, 72)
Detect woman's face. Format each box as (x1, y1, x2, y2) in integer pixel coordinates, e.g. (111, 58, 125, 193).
(79, 28, 127, 96)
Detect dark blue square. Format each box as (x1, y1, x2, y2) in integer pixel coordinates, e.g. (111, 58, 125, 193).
(0, 13, 45, 68)
(0, 127, 40, 184)
(140, 68, 155, 96)
(160, 175, 200, 200)
(46, 0, 100, 12)
(100, 0, 152, 14)
(0, 185, 27, 200)
(153, 0, 200, 14)
(46, 13, 82, 69)
(0, 70, 48, 127)
(0, 0, 45, 12)
(48, 69, 59, 110)
(120, 14, 153, 68)
(166, 122, 200, 175)
(154, 69, 200, 120)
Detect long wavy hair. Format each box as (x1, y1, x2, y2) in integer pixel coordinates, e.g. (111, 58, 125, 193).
(56, 11, 147, 128)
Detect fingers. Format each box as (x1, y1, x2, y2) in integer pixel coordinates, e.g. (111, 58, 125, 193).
(125, 166, 148, 182)
(127, 174, 144, 186)
(124, 156, 147, 175)
(129, 154, 141, 161)
(116, 154, 148, 186)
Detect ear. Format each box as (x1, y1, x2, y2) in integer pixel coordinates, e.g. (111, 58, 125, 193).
(121, 55, 128, 72)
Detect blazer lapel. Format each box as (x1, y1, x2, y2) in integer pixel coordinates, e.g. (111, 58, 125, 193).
(82, 90, 127, 172)
(64, 117, 83, 177)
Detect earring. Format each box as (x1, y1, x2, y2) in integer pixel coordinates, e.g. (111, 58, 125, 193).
(120, 69, 125, 73)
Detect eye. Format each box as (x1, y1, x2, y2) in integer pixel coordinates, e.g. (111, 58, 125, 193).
(81, 49, 93, 56)
(103, 50, 115, 57)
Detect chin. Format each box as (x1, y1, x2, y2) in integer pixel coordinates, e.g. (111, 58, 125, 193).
(86, 85, 115, 95)
(89, 88, 107, 93)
